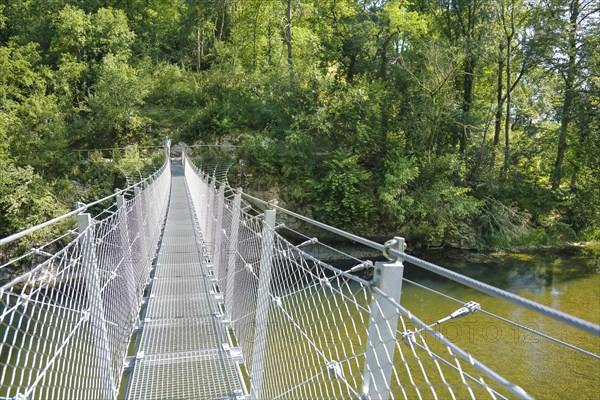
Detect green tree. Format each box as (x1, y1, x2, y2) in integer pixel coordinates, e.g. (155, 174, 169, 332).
(85, 54, 148, 147)
(0, 160, 68, 238)
(543, 0, 597, 190)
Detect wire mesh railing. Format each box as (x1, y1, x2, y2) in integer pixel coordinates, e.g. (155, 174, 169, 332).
(182, 147, 600, 400)
(0, 157, 171, 400)
(2, 145, 598, 399)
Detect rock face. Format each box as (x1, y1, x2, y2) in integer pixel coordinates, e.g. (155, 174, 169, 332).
(300, 242, 382, 264)
(170, 143, 183, 157)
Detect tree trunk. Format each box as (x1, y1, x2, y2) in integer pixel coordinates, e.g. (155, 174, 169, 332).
(252, 2, 261, 70)
(552, 80, 574, 189)
(494, 42, 505, 146)
(267, 24, 272, 66)
(196, 26, 204, 71)
(284, 0, 294, 81)
(502, 32, 511, 178)
(379, 35, 390, 80)
(500, 0, 515, 181)
(347, 54, 356, 82)
(219, 0, 227, 41)
(551, 0, 579, 190)
(460, 53, 475, 155)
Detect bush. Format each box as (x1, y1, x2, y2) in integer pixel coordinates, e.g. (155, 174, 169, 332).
(308, 150, 376, 233)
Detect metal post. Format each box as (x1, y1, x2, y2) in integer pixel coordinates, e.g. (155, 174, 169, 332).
(116, 195, 137, 323)
(78, 213, 117, 400)
(208, 179, 217, 245)
(361, 237, 405, 400)
(213, 184, 225, 279)
(204, 178, 214, 243)
(134, 186, 149, 281)
(250, 209, 276, 400)
(225, 192, 242, 319)
(202, 174, 209, 229)
(212, 185, 226, 274)
(195, 173, 204, 231)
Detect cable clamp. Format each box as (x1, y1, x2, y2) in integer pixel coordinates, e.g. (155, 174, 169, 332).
(449, 301, 481, 319)
(401, 330, 418, 346)
(349, 260, 373, 273)
(327, 361, 344, 380)
(382, 237, 407, 261)
(297, 238, 318, 248)
(31, 247, 53, 257)
(319, 278, 332, 289)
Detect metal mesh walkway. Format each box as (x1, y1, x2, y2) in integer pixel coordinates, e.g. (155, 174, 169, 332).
(127, 160, 243, 400)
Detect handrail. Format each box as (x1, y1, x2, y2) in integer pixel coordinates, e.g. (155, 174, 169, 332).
(185, 143, 242, 148)
(0, 156, 169, 247)
(183, 146, 600, 338)
(73, 145, 164, 152)
(241, 192, 384, 251)
(244, 191, 600, 337)
(390, 248, 600, 337)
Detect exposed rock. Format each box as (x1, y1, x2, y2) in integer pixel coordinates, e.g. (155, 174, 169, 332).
(170, 143, 184, 157)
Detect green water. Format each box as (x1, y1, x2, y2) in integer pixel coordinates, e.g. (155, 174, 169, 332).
(251, 247, 599, 399)
(398, 247, 600, 399)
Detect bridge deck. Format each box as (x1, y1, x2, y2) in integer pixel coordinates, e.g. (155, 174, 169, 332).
(127, 160, 243, 400)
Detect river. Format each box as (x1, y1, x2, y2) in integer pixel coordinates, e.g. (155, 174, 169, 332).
(396, 245, 600, 399)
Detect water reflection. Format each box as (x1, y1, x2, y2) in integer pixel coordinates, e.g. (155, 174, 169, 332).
(412, 247, 599, 293)
(401, 246, 600, 399)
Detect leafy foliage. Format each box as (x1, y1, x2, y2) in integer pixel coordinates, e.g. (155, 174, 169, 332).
(0, 161, 68, 237)
(309, 150, 375, 233)
(1, 0, 599, 249)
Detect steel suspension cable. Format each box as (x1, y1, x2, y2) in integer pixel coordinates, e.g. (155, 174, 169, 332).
(0, 160, 168, 247)
(393, 251, 600, 337)
(240, 191, 600, 338)
(403, 278, 600, 360)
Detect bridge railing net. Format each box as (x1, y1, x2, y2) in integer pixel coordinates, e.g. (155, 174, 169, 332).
(182, 152, 531, 400)
(0, 159, 171, 400)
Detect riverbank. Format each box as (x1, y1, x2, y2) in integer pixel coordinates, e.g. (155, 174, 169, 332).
(434, 241, 600, 265)
(299, 237, 600, 269)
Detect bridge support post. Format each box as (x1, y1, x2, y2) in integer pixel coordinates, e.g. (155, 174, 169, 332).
(212, 185, 225, 273)
(134, 186, 149, 289)
(77, 213, 117, 400)
(225, 191, 242, 319)
(196, 173, 205, 232)
(205, 178, 215, 244)
(250, 209, 277, 400)
(361, 237, 405, 400)
(116, 195, 137, 324)
(201, 174, 209, 233)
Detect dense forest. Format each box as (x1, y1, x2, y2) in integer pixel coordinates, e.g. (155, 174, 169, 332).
(1, 0, 598, 249)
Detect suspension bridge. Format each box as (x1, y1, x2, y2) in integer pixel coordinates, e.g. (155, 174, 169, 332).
(1, 148, 599, 400)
